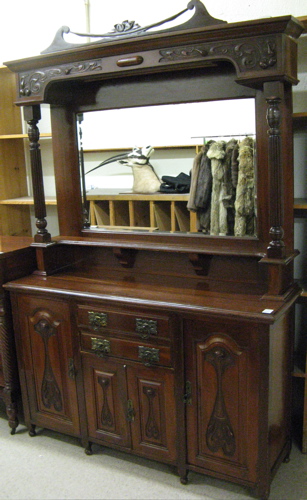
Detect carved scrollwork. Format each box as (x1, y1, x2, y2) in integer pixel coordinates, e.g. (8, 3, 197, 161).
(41, 2, 226, 54)
(205, 346, 236, 456)
(143, 386, 160, 439)
(98, 377, 114, 427)
(34, 318, 63, 412)
(113, 20, 140, 33)
(19, 60, 103, 98)
(159, 46, 208, 61)
(159, 37, 276, 74)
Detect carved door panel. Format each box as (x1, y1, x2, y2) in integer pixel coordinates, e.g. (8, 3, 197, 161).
(16, 295, 80, 436)
(82, 353, 131, 448)
(185, 319, 261, 483)
(127, 365, 177, 463)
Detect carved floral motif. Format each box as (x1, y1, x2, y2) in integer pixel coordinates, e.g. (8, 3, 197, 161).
(19, 60, 103, 97)
(205, 346, 236, 456)
(143, 386, 160, 439)
(159, 37, 277, 72)
(113, 20, 140, 33)
(98, 376, 114, 428)
(34, 318, 63, 412)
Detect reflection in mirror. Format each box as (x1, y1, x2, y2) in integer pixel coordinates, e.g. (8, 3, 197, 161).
(78, 99, 256, 236)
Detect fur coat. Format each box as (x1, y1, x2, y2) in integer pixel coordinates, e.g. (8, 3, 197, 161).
(207, 141, 227, 235)
(234, 136, 255, 236)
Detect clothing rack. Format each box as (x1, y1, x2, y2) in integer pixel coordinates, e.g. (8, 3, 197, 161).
(191, 134, 256, 143)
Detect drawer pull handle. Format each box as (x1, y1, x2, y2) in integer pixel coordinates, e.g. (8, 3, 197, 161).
(91, 337, 111, 357)
(88, 311, 108, 330)
(135, 318, 157, 339)
(117, 56, 143, 67)
(138, 346, 160, 367)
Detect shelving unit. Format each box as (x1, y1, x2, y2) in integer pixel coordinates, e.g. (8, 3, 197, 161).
(0, 66, 32, 236)
(87, 191, 197, 232)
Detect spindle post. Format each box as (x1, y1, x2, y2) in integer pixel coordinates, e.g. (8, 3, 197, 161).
(24, 105, 51, 243)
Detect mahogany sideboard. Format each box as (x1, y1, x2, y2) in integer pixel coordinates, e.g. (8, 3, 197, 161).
(3, 2, 305, 498)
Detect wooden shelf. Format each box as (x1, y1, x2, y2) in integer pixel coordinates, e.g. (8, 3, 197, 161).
(87, 191, 197, 232)
(87, 190, 190, 201)
(294, 198, 307, 217)
(293, 112, 307, 119)
(294, 198, 307, 209)
(0, 196, 57, 205)
(0, 67, 32, 236)
(0, 133, 51, 140)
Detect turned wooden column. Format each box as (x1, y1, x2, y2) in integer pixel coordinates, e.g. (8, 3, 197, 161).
(266, 95, 285, 258)
(24, 105, 51, 243)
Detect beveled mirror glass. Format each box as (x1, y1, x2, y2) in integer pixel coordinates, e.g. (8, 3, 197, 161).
(78, 98, 256, 237)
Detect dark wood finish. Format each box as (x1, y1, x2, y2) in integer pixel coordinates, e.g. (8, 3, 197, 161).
(3, 4, 304, 498)
(5, 267, 298, 497)
(184, 313, 294, 499)
(23, 106, 51, 243)
(4, 11, 303, 258)
(0, 236, 36, 433)
(50, 105, 83, 236)
(12, 294, 80, 436)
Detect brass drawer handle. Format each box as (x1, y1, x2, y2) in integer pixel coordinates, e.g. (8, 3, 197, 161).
(135, 318, 158, 339)
(117, 56, 143, 67)
(138, 346, 160, 367)
(91, 337, 111, 357)
(88, 311, 108, 330)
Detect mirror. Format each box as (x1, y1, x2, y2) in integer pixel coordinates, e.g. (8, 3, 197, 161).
(78, 99, 256, 237)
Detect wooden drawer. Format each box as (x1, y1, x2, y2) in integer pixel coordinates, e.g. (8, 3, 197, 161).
(77, 304, 170, 340)
(80, 331, 172, 367)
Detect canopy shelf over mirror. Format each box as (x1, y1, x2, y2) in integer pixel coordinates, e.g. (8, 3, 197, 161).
(4, 0, 304, 265)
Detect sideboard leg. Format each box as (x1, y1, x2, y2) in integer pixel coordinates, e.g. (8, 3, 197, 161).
(5, 399, 19, 435)
(29, 424, 36, 437)
(84, 442, 93, 455)
(179, 470, 189, 485)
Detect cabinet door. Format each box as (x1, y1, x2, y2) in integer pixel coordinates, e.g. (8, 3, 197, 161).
(82, 353, 131, 448)
(127, 365, 177, 463)
(185, 319, 262, 483)
(16, 295, 80, 436)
